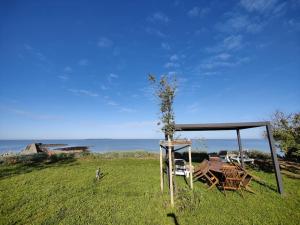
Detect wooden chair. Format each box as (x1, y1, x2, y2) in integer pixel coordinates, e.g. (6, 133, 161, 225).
(209, 156, 221, 162)
(230, 161, 255, 193)
(193, 159, 219, 189)
(220, 165, 243, 196)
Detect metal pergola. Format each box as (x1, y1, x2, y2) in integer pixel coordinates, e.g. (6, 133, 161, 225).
(174, 121, 284, 195)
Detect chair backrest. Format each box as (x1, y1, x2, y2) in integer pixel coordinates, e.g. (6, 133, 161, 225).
(222, 165, 240, 177)
(221, 166, 242, 190)
(195, 159, 209, 174)
(241, 174, 252, 186)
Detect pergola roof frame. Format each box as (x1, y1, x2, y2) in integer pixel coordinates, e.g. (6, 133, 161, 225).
(174, 121, 271, 131)
(175, 121, 284, 195)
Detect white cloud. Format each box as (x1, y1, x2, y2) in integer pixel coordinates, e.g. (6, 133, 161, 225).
(200, 61, 234, 69)
(170, 54, 179, 61)
(103, 96, 136, 113)
(24, 44, 48, 62)
(68, 89, 99, 97)
(110, 73, 118, 78)
(223, 35, 243, 50)
(216, 14, 265, 34)
(206, 35, 243, 53)
(78, 59, 89, 66)
(64, 66, 72, 73)
(272, 2, 286, 15)
(187, 7, 209, 17)
(187, 102, 200, 113)
(240, 0, 278, 13)
(146, 27, 167, 38)
(215, 53, 231, 60)
(107, 100, 118, 106)
(119, 107, 136, 113)
(147, 12, 169, 23)
(58, 75, 69, 81)
(200, 56, 250, 70)
(167, 71, 178, 76)
(108, 73, 118, 79)
(97, 37, 113, 48)
(35, 52, 47, 61)
(286, 19, 300, 31)
(0, 106, 63, 120)
(161, 42, 171, 50)
(202, 71, 220, 76)
(217, 1, 286, 36)
(24, 44, 33, 50)
(107, 73, 119, 83)
(100, 85, 108, 90)
(164, 62, 180, 68)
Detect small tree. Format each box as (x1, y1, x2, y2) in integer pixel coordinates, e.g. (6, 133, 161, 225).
(271, 111, 300, 161)
(148, 74, 178, 199)
(148, 74, 177, 140)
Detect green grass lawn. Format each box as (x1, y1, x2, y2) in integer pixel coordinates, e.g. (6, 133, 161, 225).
(1, 152, 299, 225)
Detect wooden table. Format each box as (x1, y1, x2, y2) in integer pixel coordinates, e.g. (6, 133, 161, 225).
(208, 161, 227, 173)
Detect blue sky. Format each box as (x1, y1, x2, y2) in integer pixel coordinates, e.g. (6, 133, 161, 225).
(0, 0, 299, 139)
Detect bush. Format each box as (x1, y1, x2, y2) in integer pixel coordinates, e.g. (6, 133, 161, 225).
(247, 150, 271, 160)
(271, 111, 300, 161)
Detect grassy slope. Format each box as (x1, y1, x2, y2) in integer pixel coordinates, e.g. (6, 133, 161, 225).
(0, 153, 299, 225)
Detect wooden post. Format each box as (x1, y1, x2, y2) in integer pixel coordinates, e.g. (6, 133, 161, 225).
(188, 143, 193, 189)
(160, 145, 163, 193)
(171, 135, 176, 194)
(236, 129, 245, 168)
(168, 137, 174, 207)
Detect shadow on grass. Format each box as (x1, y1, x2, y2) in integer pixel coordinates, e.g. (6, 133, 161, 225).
(167, 213, 179, 225)
(0, 153, 78, 179)
(251, 176, 278, 192)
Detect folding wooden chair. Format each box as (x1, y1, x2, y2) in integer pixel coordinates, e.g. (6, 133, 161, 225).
(193, 159, 219, 189)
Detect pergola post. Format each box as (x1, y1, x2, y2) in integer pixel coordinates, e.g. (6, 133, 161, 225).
(236, 129, 245, 168)
(160, 145, 163, 193)
(188, 142, 193, 189)
(266, 124, 284, 195)
(168, 137, 174, 207)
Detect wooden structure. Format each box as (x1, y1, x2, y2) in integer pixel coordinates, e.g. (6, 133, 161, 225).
(159, 139, 193, 207)
(21, 143, 89, 155)
(193, 159, 219, 189)
(175, 121, 284, 195)
(220, 165, 244, 195)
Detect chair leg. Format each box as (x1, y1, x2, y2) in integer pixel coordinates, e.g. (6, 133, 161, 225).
(208, 183, 215, 190)
(205, 174, 218, 190)
(244, 186, 255, 194)
(208, 177, 219, 190)
(223, 186, 227, 197)
(239, 188, 244, 198)
(208, 181, 216, 190)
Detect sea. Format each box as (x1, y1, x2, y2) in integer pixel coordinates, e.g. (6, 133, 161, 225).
(0, 139, 275, 154)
